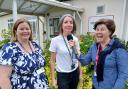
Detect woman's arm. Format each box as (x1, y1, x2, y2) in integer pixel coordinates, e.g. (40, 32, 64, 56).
(0, 65, 13, 89)
(78, 47, 93, 66)
(69, 39, 93, 65)
(113, 49, 128, 89)
(50, 52, 56, 87)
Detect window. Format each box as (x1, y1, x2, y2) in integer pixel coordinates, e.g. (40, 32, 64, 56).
(8, 19, 13, 30)
(26, 16, 37, 41)
(88, 15, 114, 32)
(30, 21, 36, 37)
(96, 5, 105, 14)
(49, 18, 59, 37)
(26, 16, 42, 44)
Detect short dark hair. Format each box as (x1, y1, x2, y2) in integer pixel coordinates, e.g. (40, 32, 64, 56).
(12, 18, 32, 42)
(58, 14, 76, 34)
(94, 19, 116, 37)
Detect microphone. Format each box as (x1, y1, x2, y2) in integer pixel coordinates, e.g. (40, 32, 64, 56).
(67, 34, 78, 55)
(67, 34, 73, 41)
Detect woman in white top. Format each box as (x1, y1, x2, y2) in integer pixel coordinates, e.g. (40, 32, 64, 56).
(49, 14, 80, 89)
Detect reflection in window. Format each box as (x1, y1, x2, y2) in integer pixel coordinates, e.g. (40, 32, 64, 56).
(25, 16, 37, 42)
(8, 19, 13, 30)
(49, 18, 59, 37)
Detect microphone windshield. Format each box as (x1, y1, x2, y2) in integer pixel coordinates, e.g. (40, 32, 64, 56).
(67, 34, 73, 41)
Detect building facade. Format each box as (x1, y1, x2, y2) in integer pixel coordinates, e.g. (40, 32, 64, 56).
(0, 0, 128, 48)
(65, 0, 128, 41)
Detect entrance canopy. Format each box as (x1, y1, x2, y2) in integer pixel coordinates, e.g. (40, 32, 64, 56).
(0, 0, 84, 46)
(0, 0, 84, 16)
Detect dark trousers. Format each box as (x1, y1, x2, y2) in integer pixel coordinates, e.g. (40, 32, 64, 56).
(92, 85, 95, 89)
(57, 68, 79, 89)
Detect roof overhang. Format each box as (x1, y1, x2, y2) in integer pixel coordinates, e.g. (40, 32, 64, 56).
(0, 0, 84, 16)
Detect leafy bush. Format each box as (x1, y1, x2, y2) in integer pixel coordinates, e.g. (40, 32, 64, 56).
(122, 40, 128, 51)
(79, 34, 94, 89)
(43, 40, 56, 88)
(0, 29, 11, 49)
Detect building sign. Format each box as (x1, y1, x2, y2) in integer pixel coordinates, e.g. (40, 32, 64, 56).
(88, 15, 114, 32)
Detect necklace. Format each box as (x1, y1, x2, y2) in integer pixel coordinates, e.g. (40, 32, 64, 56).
(18, 41, 33, 53)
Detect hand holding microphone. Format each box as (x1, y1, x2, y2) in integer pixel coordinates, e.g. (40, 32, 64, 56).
(67, 34, 81, 57)
(67, 34, 78, 55)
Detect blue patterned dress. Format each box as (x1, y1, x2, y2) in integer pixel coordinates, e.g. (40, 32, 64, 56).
(0, 42, 49, 89)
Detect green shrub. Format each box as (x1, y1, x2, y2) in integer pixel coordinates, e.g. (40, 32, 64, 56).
(79, 34, 94, 89)
(43, 40, 56, 88)
(0, 29, 11, 49)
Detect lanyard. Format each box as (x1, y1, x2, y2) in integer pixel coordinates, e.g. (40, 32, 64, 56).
(62, 35, 74, 63)
(96, 44, 101, 66)
(18, 41, 33, 53)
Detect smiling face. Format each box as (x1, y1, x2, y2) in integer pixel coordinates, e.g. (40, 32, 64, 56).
(16, 22, 32, 42)
(62, 16, 73, 35)
(95, 24, 111, 44)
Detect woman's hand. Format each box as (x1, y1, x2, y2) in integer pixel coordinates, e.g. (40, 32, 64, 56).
(50, 52, 57, 88)
(68, 40, 75, 48)
(68, 40, 81, 57)
(52, 78, 57, 88)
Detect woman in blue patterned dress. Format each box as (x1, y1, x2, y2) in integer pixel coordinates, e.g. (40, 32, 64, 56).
(0, 18, 49, 89)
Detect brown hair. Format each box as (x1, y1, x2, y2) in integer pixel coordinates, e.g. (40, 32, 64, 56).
(58, 14, 76, 34)
(12, 18, 32, 42)
(94, 19, 116, 37)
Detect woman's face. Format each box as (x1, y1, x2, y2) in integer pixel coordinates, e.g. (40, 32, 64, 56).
(16, 22, 31, 42)
(95, 24, 111, 44)
(62, 16, 73, 35)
